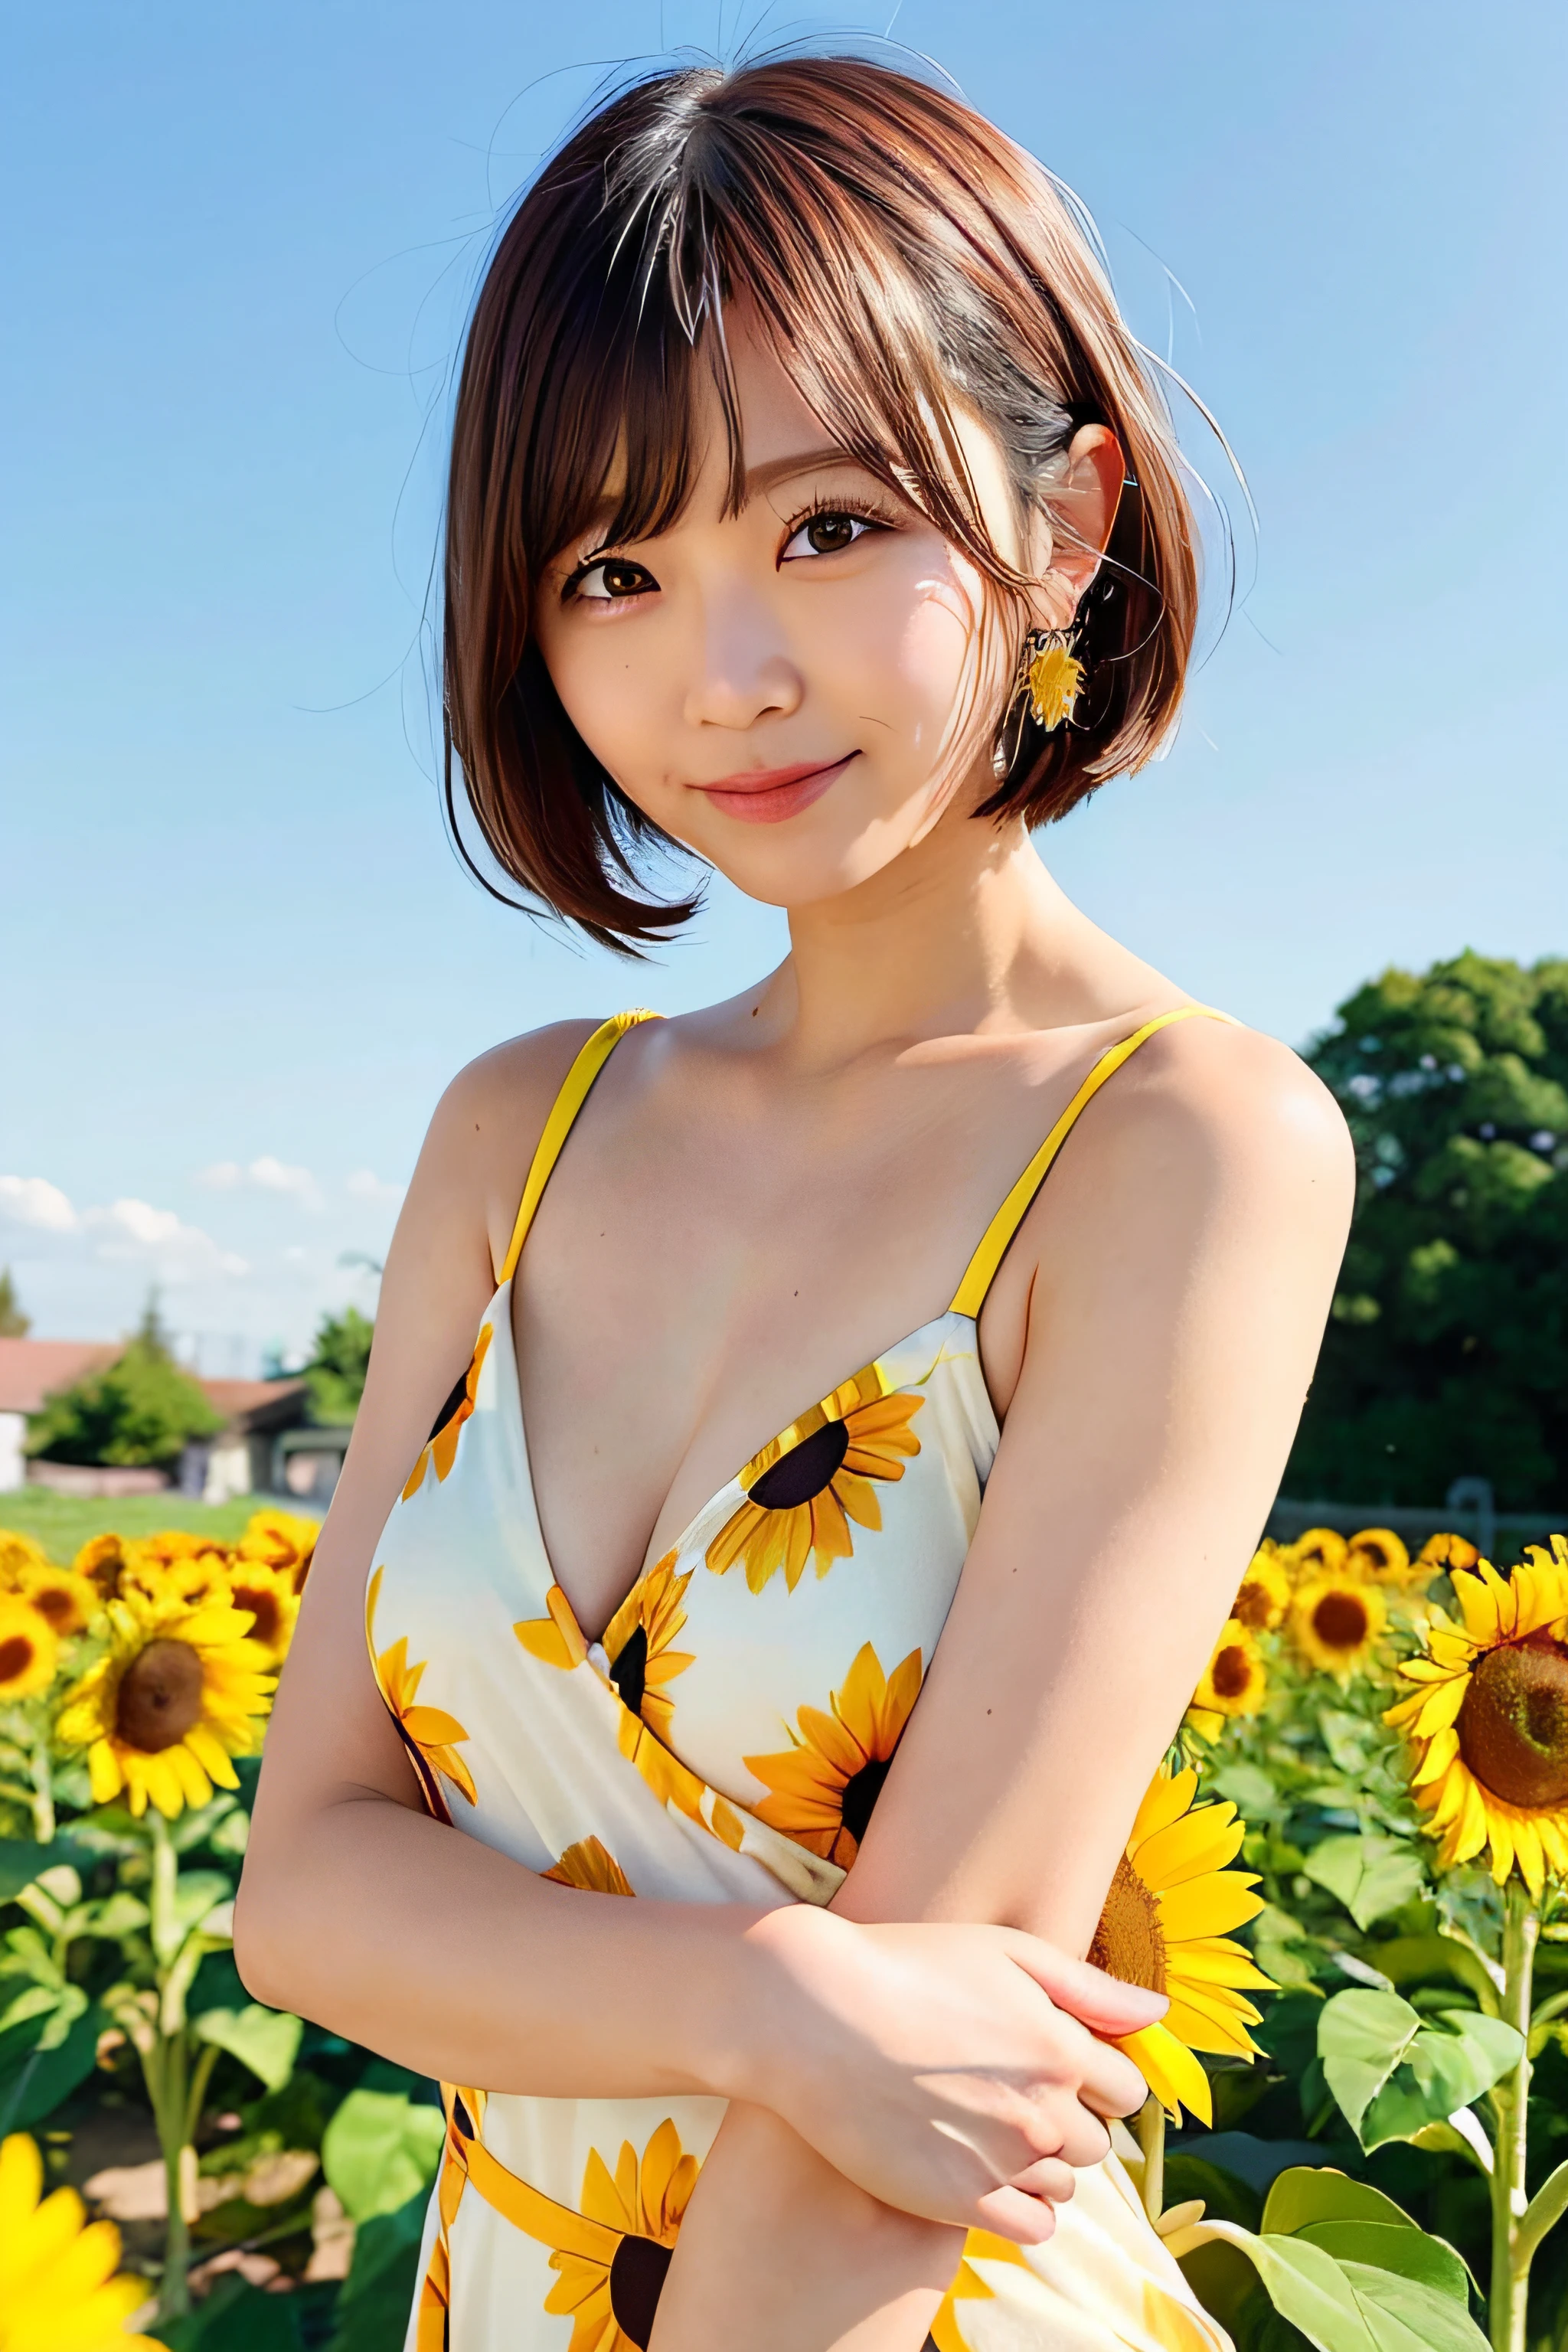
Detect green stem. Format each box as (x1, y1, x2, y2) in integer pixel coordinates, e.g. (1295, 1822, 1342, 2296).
(1488, 1882, 1539, 2352)
(1138, 2096, 1167, 2225)
(145, 1812, 196, 2323)
(156, 2027, 192, 2321)
(29, 1727, 54, 1846)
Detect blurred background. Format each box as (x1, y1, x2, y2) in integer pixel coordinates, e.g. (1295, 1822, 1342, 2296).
(2, 0, 1564, 1521)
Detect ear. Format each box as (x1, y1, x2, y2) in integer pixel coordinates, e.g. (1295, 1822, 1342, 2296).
(1027, 425, 1125, 632)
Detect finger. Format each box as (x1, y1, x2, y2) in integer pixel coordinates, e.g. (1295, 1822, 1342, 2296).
(1005, 1935, 1168, 2036)
(1008, 2156, 1076, 2205)
(973, 2184, 1059, 2247)
(1077, 2041, 1153, 2119)
(1050, 2107, 1112, 2170)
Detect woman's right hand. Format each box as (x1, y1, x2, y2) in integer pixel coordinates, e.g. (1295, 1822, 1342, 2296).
(736, 1903, 1161, 2244)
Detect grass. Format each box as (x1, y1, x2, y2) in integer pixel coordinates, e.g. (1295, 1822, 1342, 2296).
(0, 1489, 278, 1559)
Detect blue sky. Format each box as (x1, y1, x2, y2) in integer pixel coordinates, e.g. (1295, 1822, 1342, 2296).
(3, 0, 1563, 1369)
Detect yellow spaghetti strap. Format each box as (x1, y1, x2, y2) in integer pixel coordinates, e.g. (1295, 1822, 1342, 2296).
(496, 1010, 662, 1285)
(947, 1005, 1236, 1319)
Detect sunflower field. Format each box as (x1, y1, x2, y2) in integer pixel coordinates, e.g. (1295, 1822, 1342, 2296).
(4, 1514, 1568, 2352)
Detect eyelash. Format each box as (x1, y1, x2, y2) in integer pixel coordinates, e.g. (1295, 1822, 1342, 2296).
(561, 492, 900, 608)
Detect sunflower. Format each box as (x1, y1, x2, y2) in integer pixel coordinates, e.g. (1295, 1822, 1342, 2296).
(1186, 1619, 1268, 1741)
(745, 1642, 922, 1868)
(403, 1325, 493, 1501)
(543, 1838, 635, 1896)
(236, 1506, 318, 1592)
(1090, 1765, 1273, 2124)
(1418, 1530, 1480, 1577)
(1025, 636, 1086, 729)
(0, 1530, 49, 1588)
(1346, 1526, 1412, 1584)
(16, 1564, 99, 1639)
(1231, 1548, 1291, 1632)
(117, 1544, 231, 1615)
(365, 1566, 477, 1818)
(541, 2118, 698, 2352)
(72, 1534, 132, 1602)
(0, 1596, 57, 1701)
(0, 2132, 162, 2352)
(223, 1559, 299, 1665)
(1384, 1540, 1568, 1898)
(1287, 1526, 1350, 1579)
(54, 1590, 274, 1820)
(1291, 1573, 1387, 1681)
(705, 1375, 923, 1595)
(599, 1553, 693, 1740)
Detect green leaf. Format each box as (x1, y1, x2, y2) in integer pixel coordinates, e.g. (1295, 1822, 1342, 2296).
(1371, 1936, 1499, 2014)
(1263, 2168, 1419, 2239)
(1338, 2262, 1488, 2352)
(0, 2000, 106, 2134)
(1240, 2233, 1381, 2352)
(1359, 2011, 1523, 2151)
(192, 2002, 302, 2092)
(172, 1870, 234, 1934)
(1303, 1837, 1429, 1931)
(0, 1834, 90, 1902)
(83, 1891, 150, 1940)
(152, 2270, 306, 2350)
(1318, 1991, 1424, 2138)
(1298, 2225, 1468, 2305)
(321, 2088, 444, 2223)
(327, 2189, 429, 2352)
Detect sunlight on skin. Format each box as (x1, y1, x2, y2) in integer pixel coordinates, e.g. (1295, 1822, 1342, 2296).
(531, 299, 1125, 924)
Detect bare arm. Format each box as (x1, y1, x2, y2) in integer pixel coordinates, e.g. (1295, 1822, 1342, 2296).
(647, 1021, 1355, 2352)
(236, 1025, 1160, 2197)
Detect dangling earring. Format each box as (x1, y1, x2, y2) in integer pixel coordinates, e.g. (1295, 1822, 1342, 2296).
(991, 626, 1089, 780)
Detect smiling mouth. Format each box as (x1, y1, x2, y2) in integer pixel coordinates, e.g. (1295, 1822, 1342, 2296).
(692, 753, 857, 825)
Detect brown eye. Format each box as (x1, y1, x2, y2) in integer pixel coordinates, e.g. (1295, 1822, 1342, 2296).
(782, 508, 880, 563)
(576, 557, 655, 603)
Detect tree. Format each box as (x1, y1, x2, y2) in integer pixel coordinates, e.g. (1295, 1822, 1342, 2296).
(27, 1295, 223, 1468)
(0, 1268, 29, 1336)
(302, 1305, 374, 1426)
(1289, 951, 1568, 1509)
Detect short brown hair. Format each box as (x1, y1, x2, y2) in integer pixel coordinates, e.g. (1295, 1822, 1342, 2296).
(444, 55, 1204, 949)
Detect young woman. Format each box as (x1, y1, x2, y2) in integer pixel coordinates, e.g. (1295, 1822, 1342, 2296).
(237, 54, 1352, 2352)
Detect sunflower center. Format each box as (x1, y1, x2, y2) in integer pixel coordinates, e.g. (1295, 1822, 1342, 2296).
(1210, 1643, 1253, 1699)
(1312, 1591, 1369, 1650)
(750, 1418, 849, 1511)
(115, 1638, 205, 1752)
(28, 1586, 74, 1630)
(610, 1624, 648, 1720)
(230, 1584, 281, 1648)
(608, 2233, 672, 2348)
(0, 1635, 35, 1681)
(841, 1756, 893, 1848)
(1089, 1853, 1167, 1994)
(1231, 1585, 1272, 1631)
(1457, 1635, 1568, 1810)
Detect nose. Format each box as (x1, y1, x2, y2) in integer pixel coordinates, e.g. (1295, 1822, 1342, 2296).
(681, 582, 803, 733)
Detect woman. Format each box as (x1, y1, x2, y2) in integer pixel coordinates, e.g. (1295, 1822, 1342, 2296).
(237, 54, 1351, 2352)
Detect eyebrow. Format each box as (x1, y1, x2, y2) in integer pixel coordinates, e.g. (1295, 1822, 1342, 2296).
(575, 445, 872, 548)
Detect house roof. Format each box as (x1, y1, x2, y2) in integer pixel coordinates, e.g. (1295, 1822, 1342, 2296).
(201, 1378, 309, 1433)
(0, 1338, 119, 1416)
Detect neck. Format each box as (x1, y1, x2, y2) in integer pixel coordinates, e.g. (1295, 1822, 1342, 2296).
(756, 780, 1151, 1071)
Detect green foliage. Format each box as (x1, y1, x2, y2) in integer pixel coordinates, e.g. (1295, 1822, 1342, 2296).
(325, 2192, 430, 2352)
(321, 2085, 445, 2222)
(0, 1266, 29, 1336)
(1318, 1989, 1523, 2151)
(302, 1305, 374, 1426)
(26, 1304, 223, 1467)
(1292, 951, 1568, 1507)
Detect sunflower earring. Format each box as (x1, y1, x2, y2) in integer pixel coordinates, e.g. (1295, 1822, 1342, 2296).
(991, 626, 1089, 780)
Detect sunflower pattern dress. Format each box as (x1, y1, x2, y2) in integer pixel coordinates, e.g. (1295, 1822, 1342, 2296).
(366, 1008, 1234, 2352)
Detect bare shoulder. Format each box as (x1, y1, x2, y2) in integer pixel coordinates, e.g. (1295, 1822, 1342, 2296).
(416, 1018, 604, 1274)
(1040, 1009, 1354, 1264)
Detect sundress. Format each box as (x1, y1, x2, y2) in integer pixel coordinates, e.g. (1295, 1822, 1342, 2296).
(366, 1004, 1233, 2352)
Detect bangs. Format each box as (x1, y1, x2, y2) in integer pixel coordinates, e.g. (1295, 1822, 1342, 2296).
(445, 55, 1203, 949)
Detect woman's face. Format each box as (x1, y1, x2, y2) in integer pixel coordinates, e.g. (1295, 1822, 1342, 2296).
(531, 309, 1112, 913)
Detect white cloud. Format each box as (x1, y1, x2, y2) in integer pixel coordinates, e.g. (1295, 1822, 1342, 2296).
(345, 1168, 405, 1206)
(198, 1155, 322, 1210)
(0, 1174, 77, 1232)
(0, 1176, 247, 1282)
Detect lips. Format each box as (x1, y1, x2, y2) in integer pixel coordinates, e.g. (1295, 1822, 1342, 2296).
(692, 753, 856, 825)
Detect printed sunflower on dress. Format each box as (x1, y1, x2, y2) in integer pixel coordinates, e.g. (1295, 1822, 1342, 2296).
(1091, 1764, 1273, 2124)
(403, 1325, 493, 1500)
(746, 1639, 922, 1868)
(366, 1565, 477, 1818)
(540, 2118, 698, 2352)
(706, 1370, 923, 1594)
(55, 1584, 275, 1821)
(1384, 1539, 1568, 1897)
